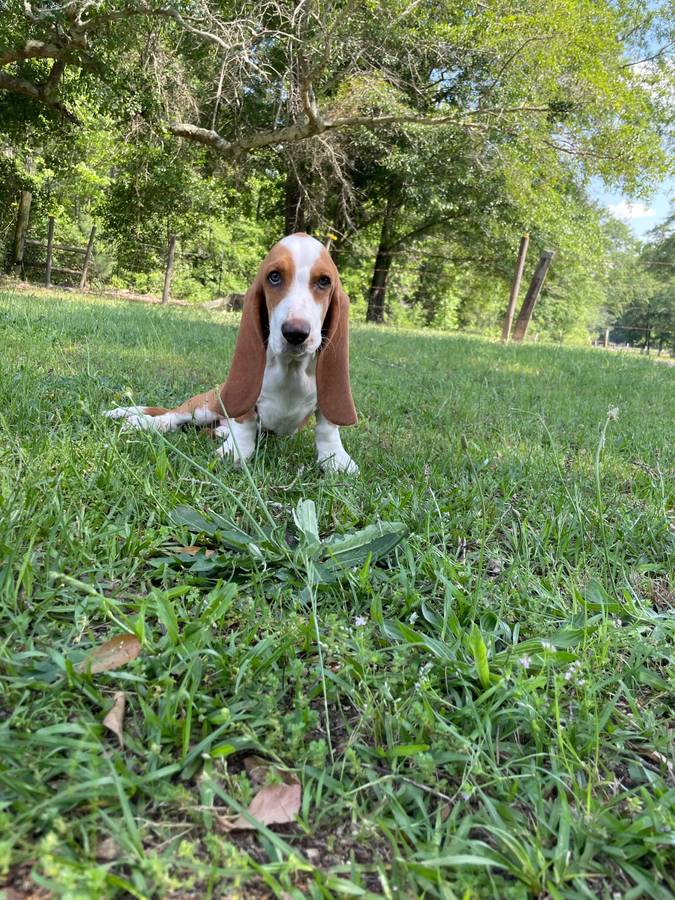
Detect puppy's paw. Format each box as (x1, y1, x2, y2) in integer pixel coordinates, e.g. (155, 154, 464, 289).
(215, 436, 254, 467)
(319, 451, 359, 475)
(104, 406, 147, 420)
(120, 413, 160, 432)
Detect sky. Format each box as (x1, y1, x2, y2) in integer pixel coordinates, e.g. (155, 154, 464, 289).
(590, 176, 674, 239)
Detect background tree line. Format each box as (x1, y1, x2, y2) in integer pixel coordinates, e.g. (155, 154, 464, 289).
(1, 0, 673, 345)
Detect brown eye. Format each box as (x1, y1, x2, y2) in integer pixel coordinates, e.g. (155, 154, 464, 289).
(268, 270, 282, 286)
(317, 275, 331, 289)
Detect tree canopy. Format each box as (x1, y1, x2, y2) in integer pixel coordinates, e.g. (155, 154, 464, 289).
(1, 0, 673, 339)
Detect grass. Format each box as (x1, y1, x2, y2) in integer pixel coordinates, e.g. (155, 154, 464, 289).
(0, 285, 673, 899)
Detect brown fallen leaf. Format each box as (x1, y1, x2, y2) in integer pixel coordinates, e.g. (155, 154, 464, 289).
(219, 782, 301, 831)
(218, 757, 301, 832)
(176, 546, 216, 557)
(95, 836, 121, 861)
(77, 633, 141, 674)
(102, 691, 126, 747)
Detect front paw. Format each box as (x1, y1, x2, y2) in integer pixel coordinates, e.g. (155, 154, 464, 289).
(215, 436, 254, 467)
(104, 406, 146, 421)
(319, 451, 359, 474)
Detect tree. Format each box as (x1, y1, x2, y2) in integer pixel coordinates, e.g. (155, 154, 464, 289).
(613, 212, 675, 353)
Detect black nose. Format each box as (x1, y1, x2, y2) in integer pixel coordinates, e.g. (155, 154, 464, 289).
(281, 319, 311, 345)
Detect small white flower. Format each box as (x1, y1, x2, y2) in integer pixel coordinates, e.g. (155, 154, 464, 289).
(519, 655, 532, 669)
(541, 641, 555, 652)
(354, 615, 368, 627)
(409, 612, 418, 625)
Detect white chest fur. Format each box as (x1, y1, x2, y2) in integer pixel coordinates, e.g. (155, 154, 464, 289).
(256, 349, 318, 435)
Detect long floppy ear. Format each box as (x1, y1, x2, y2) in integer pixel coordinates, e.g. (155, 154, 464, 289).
(316, 281, 357, 426)
(220, 271, 268, 417)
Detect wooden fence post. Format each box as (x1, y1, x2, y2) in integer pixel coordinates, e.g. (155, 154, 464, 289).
(162, 234, 177, 304)
(45, 215, 55, 287)
(511, 250, 555, 343)
(10, 190, 33, 276)
(79, 225, 96, 289)
(603, 327, 610, 349)
(501, 233, 529, 342)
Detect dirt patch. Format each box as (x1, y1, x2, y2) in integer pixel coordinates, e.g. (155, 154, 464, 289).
(1, 863, 51, 899)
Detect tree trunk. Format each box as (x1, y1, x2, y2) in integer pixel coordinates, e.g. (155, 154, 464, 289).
(412, 258, 435, 325)
(366, 194, 398, 324)
(9, 190, 32, 276)
(284, 167, 307, 234)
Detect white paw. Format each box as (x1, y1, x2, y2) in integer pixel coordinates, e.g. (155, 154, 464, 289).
(104, 406, 146, 420)
(120, 413, 160, 432)
(319, 451, 359, 475)
(215, 436, 254, 467)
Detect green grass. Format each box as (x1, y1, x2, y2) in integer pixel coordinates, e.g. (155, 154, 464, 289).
(1, 286, 674, 899)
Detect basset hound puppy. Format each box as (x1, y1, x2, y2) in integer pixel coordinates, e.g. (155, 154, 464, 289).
(105, 233, 358, 473)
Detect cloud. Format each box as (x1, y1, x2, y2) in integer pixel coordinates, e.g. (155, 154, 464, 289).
(609, 201, 655, 221)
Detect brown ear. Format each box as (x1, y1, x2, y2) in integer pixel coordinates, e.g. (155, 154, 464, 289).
(220, 271, 268, 417)
(316, 282, 357, 426)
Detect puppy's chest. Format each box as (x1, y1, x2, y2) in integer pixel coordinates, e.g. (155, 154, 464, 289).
(256, 358, 317, 435)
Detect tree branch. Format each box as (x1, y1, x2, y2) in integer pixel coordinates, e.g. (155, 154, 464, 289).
(171, 103, 551, 157)
(0, 40, 77, 67)
(621, 40, 675, 68)
(0, 69, 78, 121)
(43, 58, 66, 99)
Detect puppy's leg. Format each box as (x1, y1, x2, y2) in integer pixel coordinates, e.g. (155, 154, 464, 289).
(104, 405, 168, 420)
(105, 390, 223, 433)
(315, 410, 358, 474)
(215, 411, 258, 466)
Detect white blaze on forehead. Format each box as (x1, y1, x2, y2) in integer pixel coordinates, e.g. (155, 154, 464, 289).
(279, 234, 324, 287)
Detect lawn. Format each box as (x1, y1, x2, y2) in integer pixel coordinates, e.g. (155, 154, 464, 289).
(0, 286, 673, 899)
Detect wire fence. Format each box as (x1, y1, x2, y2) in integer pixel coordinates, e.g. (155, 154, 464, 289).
(5, 214, 673, 353)
(9, 216, 501, 304)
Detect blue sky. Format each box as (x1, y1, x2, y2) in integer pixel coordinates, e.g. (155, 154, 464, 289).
(590, 176, 674, 239)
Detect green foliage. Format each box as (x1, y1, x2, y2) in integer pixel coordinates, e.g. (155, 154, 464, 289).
(0, 0, 672, 335)
(612, 211, 675, 352)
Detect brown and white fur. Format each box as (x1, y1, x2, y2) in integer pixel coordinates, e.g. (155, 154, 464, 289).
(105, 233, 358, 473)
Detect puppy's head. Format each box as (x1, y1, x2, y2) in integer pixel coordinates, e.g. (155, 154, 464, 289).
(221, 233, 357, 426)
(264, 233, 336, 355)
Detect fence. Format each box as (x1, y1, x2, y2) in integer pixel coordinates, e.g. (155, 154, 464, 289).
(4, 213, 673, 353)
(21, 216, 96, 289)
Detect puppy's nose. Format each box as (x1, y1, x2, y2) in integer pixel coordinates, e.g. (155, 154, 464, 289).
(281, 318, 311, 345)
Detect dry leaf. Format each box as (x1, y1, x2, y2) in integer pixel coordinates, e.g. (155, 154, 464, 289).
(77, 633, 141, 674)
(177, 546, 215, 557)
(103, 691, 126, 747)
(95, 836, 120, 861)
(220, 782, 301, 831)
(219, 757, 301, 831)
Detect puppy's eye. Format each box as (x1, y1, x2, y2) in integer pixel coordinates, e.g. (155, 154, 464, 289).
(267, 270, 282, 286)
(317, 275, 331, 289)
